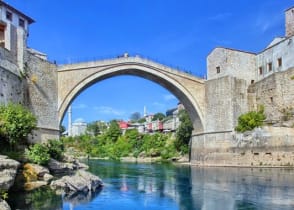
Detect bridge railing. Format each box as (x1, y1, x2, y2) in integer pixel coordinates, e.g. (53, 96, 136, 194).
(55, 53, 206, 79)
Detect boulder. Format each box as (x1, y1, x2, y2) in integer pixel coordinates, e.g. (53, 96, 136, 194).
(23, 163, 49, 177)
(48, 158, 76, 174)
(43, 173, 54, 182)
(48, 158, 89, 174)
(23, 163, 50, 182)
(0, 199, 11, 210)
(0, 156, 20, 190)
(50, 170, 103, 195)
(24, 181, 47, 191)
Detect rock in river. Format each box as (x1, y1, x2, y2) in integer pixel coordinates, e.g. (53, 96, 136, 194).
(0, 155, 20, 190)
(50, 170, 103, 195)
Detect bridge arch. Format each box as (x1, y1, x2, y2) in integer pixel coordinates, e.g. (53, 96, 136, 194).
(58, 58, 205, 133)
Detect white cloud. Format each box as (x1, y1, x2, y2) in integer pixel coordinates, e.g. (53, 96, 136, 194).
(73, 103, 88, 109)
(164, 94, 176, 101)
(255, 12, 283, 33)
(74, 118, 85, 123)
(94, 106, 125, 116)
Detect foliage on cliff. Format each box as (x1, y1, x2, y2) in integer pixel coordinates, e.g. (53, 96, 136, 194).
(175, 109, 193, 154)
(26, 140, 64, 165)
(0, 103, 37, 146)
(235, 106, 266, 132)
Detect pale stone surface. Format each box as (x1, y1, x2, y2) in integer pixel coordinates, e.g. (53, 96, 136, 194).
(191, 127, 294, 167)
(43, 173, 54, 182)
(24, 181, 47, 191)
(0, 156, 20, 190)
(50, 170, 103, 194)
(57, 56, 206, 133)
(47, 158, 76, 174)
(23, 163, 49, 177)
(0, 200, 11, 210)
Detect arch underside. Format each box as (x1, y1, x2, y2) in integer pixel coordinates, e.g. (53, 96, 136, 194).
(58, 66, 204, 133)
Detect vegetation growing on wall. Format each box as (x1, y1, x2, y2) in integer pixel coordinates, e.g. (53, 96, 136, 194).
(0, 103, 37, 147)
(235, 105, 266, 132)
(175, 109, 193, 154)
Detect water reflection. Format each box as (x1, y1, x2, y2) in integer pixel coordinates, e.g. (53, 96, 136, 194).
(8, 160, 294, 209)
(87, 160, 294, 210)
(8, 186, 62, 210)
(189, 167, 294, 210)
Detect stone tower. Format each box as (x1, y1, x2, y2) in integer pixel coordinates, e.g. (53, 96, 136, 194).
(286, 6, 294, 37)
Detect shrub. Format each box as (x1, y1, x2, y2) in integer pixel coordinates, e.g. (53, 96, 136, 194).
(47, 139, 64, 160)
(175, 109, 193, 154)
(235, 106, 266, 132)
(0, 103, 37, 146)
(26, 143, 50, 165)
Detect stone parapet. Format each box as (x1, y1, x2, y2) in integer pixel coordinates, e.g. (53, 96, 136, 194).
(190, 127, 294, 166)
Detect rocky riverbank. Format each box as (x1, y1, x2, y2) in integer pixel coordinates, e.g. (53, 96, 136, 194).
(0, 155, 103, 210)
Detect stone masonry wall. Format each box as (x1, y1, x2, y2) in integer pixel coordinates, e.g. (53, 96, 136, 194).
(0, 67, 23, 105)
(191, 127, 294, 167)
(286, 7, 294, 37)
(248, 67, 294, 123)
(204, 76, 248, 132)
(0, 47, 23, 105)
(207, 48, 256, 84)
(24, 50, 59, 142)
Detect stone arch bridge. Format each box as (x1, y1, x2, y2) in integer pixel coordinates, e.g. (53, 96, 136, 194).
(57, 56, 206, 133)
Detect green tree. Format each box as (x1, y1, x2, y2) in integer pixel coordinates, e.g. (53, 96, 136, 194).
(152, 112, 165, 121)
(130, 112, 141, 122)
(138, 118, 146, 123)
(175, 109, 193, 153)
(0, 103, 37, 147)
(235, 106, 266, 132)
(26, 143, 50, 165)
(86, 121, 100, 136)
(106, 120, 121, 142)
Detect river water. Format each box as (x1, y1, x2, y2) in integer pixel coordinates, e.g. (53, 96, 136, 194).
(9, 159, 294, 210)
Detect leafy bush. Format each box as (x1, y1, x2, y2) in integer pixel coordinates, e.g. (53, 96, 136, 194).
(26, 143, 50, 165)
(235, 106, 266, 132)
(175, 109, 193, 154)
(47, 139, 64, 160)
(0, 103, 37, 146)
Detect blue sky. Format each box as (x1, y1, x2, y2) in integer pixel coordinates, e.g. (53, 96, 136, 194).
(5, 0, 294, 125)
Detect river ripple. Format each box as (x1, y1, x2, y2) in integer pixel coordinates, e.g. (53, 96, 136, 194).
(9, 160, 294, 210)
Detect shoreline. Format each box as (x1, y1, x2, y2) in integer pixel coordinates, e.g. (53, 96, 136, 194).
(83, 156, 294, 169)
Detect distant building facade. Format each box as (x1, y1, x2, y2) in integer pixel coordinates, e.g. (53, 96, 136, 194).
(71, 121, 87, 136)
(118, 103, 184, 134)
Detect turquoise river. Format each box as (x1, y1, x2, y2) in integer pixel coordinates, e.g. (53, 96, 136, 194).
(9, 159, 294, 209)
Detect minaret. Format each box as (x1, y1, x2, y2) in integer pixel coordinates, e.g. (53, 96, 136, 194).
(144, 106, 147, 117)
(68, 105, 72, 136)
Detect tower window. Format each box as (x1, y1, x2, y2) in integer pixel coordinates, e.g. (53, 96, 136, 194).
(277, 58, 282, 67)
(0, 24, 5, 48)
(6, 11, 12, 21)
(267, 62, 272, 72)
(216, 66, 220, 74)
(259, 67, 263, 75)
(19, 18, 25, 28)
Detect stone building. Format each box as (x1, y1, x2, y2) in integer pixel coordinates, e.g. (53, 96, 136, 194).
(206, 6, 294, 130)
(0, 1, 59, 142)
